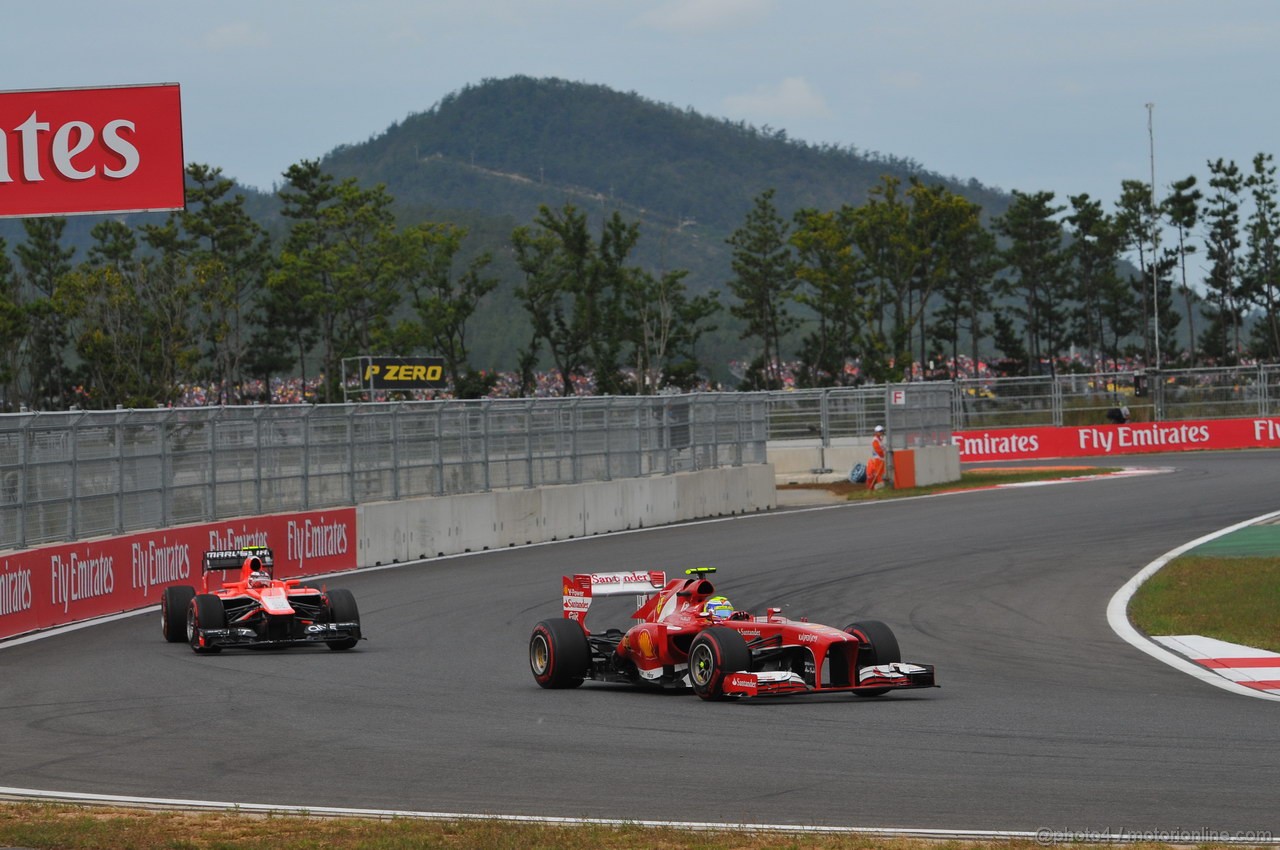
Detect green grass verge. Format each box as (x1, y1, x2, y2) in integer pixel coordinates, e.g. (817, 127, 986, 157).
(0, 802, 1228, 850)
(1129, 555, 1280, 652)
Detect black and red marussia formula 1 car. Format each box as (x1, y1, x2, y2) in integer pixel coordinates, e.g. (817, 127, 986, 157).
(529, 567, 935, 700)
(160, 546, 362, 654)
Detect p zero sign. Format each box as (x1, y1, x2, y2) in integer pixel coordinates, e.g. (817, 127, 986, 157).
(0, 83, 184, 219)
(360, 356, 448, 390)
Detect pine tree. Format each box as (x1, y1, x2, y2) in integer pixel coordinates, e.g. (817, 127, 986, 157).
(725, 189, 796, 389)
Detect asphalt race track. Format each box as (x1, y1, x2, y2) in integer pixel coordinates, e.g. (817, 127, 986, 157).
(3, 450, 1279, 835)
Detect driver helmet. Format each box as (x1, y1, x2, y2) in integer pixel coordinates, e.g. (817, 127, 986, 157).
(703, 595, 734, 620)
(246, 556, 270, 587)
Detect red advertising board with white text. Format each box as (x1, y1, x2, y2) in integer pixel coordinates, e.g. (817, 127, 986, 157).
(954, 416, 1280, 462)
(0, 83, 184, 218)
(0, 508, 355, 641)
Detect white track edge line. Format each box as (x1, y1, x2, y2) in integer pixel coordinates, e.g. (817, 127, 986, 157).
(1106, 507, 1280, 702)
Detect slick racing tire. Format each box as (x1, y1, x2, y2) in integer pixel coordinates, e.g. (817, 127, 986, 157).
(324, 588, 361, 651)
(188, 594, 226, 654)
(162, 585, 196, 643)
(688, 626, 751, 701)
(844, 619, 901, 697)
(530, 619, 590, 689)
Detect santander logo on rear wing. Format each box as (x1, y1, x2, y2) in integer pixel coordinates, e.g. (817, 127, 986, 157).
(562, 570, 666, 624)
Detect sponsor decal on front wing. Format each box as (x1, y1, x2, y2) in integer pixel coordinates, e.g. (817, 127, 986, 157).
(724, 671, 807, 696)
(858, 662, 929, 683)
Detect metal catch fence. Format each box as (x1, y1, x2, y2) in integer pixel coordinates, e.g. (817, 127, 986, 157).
(0, 394, 768, 550)
(954, 364, 1280, 428)
(764, 384, 955, 450)
(768, 365, 1280, 445)
(4, 365, 1276, 551)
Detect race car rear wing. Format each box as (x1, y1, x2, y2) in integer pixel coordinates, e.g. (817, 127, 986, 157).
(562, 570, 666, 626)
(203, 546, 274, 573)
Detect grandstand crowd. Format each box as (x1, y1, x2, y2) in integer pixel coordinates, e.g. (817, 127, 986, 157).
(173, 351, 1178, 407)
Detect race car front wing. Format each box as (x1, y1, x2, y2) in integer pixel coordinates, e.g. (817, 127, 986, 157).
(195, 620, 362, 649)
(722, 662, 936, 697)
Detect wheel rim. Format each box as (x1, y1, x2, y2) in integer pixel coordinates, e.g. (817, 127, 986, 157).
(689, 642, 714, 688)
(161, 598, 169, 638)
(186, 605, 196, 643)
(530, 633, 551, 676)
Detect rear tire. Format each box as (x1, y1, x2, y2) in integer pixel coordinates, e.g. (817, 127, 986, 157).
(529, 619, 591, 688)
(687, 626, 751, 701)
(844, 619, 900, 696)
(324, 588, 361, 650)
(162, 585, 195, 643)
(188, 594, 225, 654)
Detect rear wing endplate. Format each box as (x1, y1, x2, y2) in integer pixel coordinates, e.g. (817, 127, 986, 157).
(562, 570, 666, 625)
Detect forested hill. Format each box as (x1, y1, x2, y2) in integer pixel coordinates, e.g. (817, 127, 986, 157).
(310, 76, 1017, 370)
(321, 75, 1011, 238)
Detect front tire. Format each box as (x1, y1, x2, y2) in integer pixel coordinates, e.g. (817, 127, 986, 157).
(844, 619, 901, 696)
(687, 626, 751, 701)
(324, 588, 361, 650)
(188, 594, 225, 654)
(530, 619, 590, 688)
(162, 585, 195, 643)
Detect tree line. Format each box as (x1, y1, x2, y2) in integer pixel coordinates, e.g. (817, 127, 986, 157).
(0, 159, 722, 410)
(728, 152, 1280, 389)
(1, 151, 1277, 411)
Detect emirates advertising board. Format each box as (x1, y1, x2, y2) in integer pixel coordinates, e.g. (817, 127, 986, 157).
(0, 508, 355, 641)
(953, 416, 1280, 462)
(0, 83, 184, 218)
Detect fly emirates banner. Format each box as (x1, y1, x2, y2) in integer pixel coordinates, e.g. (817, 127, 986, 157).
(953, 416, 1280, 462)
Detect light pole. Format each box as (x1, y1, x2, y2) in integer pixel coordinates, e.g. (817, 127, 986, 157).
(1147, 103, 1161, 370)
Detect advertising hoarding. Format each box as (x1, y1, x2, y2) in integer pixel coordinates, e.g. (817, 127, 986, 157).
(356, 356, 448, 390)
(0, 83, 184, 218)
(953, 417, 1280, 462)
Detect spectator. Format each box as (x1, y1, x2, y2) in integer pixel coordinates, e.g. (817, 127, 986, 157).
(1105, 405, 1130, 424)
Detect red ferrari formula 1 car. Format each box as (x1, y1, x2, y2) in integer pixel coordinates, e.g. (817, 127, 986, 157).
(529, 567, 936, 700)
(160, 546, 362, 654)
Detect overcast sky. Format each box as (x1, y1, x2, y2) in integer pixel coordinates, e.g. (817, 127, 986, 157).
(5, 0, 1279, 216)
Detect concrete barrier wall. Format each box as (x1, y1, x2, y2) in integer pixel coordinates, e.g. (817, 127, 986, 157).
(909, 445, 962, 486)
(769, 439, 960, 488)
(583, 480, 625, 536)
(495, 488, 542, 548)
(769, 438, 872, 482)
(643, 475, 679, 527)
(357, 464, 776, 566)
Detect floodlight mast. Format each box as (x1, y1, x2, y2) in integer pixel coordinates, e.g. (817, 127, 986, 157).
(1147, 102, 1160, 370)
